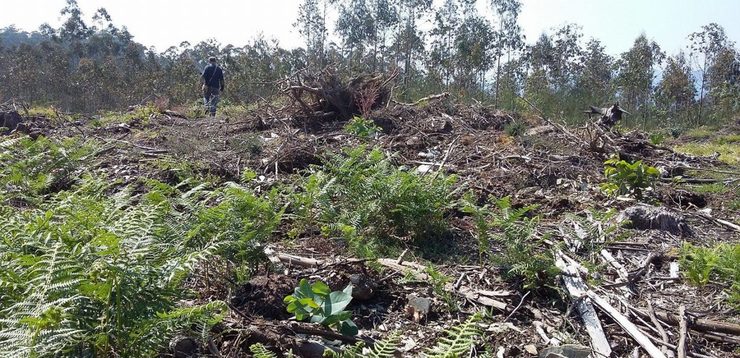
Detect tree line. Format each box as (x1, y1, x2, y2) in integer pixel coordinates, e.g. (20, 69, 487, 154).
(0, 0, 738, 127)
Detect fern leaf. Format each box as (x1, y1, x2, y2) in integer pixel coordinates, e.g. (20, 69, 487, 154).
(426, 314, 482, 358)
(250, 343, 279, 358)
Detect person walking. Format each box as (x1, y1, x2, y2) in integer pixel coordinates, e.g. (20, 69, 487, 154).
(201, 57, 225, 117)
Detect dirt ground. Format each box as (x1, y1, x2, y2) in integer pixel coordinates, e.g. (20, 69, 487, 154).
(7, 101, 740, 357)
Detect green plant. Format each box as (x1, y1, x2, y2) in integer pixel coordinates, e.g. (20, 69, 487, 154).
(460, 191, 492, 264)
(504, 121, 526, 137)
(680, 242, 740, 308)
(344, 116, 380, 138)
(600, 156, 660, 199)
(0, 134, 97, 205)
(284, 279, 358, 336)
(649, 132, 666, 145)
(425, 265, 457, 311)
(290, 146, 456, 257)
(0, 177, 228, 357)
(324, 331, 401, 357)
(250, 343, 279, 358)
(488, 197, 557, 290)
(426, 313, 483, 358)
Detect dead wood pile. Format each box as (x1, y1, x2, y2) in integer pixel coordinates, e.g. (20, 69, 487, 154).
(280, 69, 396, 121)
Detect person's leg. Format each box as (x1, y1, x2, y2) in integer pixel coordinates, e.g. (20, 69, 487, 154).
(203, 86, 211, 115)
(210, 89, 220, 116)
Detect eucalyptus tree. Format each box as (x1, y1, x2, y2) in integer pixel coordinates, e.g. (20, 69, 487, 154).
(295, 0, 328, 69)
(428, 0, 461, 89)
(490, 0, 524, 108)
(392, 0, 432, 89)
(688, 23, 734, 122)
(616, 34, 664, 125)
(575, 39, 615, 111)
(656, 51, 695, 123)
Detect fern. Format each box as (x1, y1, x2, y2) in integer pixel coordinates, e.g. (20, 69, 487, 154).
(0, 177, 238, 356)
(250, 343, 279, 358)
(290, 146, 456, 258)
(426, 313, 483, 358)
(324, 331, 401, 358)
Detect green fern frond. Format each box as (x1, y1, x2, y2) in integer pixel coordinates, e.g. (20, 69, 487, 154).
(369, 331, 402, 358)
(426, 314, 483, 358)
(250, 343, 279, 358)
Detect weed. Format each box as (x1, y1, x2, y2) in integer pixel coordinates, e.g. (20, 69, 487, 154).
(344, 116, 380, 138)
(0, 177, 229, 356)
(600, 156, 660, 199)
(0, 134, 96, 205)
(649, 132, 666, 146)
(468, 196, 557, 290)
(425, 265, 458, 311)
(504, 121, 526, 137)
(284, 279, 358, 336)
(691, 183, 729, 194)
(680, 242, 740, 308)
(290, 146, 456, 257)
(675, 142, 740, 165)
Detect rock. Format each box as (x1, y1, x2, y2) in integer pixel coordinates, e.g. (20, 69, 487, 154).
(298, 341, 330, 358)
(405, 294, 431, 322)
(416, 164, 433, 174)
(0, 111, 23, 134)
(169, 335, 198, 358)
(349, 273, 375, 301)
(524, 344, 538, 355)
(618, 204, 690, 235)
(539, 344, 591, 358)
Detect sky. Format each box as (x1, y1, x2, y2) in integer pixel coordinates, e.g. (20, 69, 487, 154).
(0, 0, 738, 56)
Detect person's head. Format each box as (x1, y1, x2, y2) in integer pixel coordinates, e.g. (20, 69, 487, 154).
(208, 57, 217, 64)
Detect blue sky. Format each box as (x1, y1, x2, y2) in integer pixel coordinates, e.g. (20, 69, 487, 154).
(0, 0, 737, 56)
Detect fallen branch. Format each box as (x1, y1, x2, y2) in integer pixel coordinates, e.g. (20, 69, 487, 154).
(631, 307, 740, 337)
(554, 253, 612, 358)
(586, 291, 666, 358)
(677, 305, 688, 358)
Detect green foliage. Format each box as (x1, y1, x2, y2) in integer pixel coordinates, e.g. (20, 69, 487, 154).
(649, 132, 666, 146)
(675, 141, 740, 165)
(488, 197, 556, 290)
(290, 146, 456, 257)
(184, 183, 284, 278)
(284, 279, 358, 336)
(600, 156, 660, 199)
(0, 177, 229, 357)
(324, 331, 401, 358)
(460, 191, 492, 264)
(0, 134, 97, 205)
(250, 343, 279, 358)
(99, 104, 159, 126)
(425, 265, 457, 311)
(504, 121, 526, 137)
(426, 313, 483, 358)
(345, 116, 380, 138)
(461, 194, 556, 290)
(680, 242, 740, 308)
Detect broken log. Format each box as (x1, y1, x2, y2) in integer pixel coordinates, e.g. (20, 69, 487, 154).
(586, 291, 666, 358)
(554, 253, 612, 358)
(677, 305, 688, 358)
(631, 307, 740, 337)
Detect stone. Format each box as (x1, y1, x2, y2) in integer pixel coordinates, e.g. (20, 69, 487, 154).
(405, 294, 431, 322)
(349, 273, 374, 301)
(539, 344, 591, 358)
(170, 336, 198, 358)
(0, 111, 23, 134)
(618, 204, 690, 235)
(524, 344, 538, 355)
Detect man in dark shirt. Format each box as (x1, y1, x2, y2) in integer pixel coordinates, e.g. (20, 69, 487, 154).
(201, 57, 225, 117)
